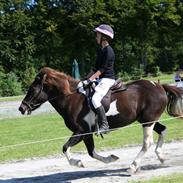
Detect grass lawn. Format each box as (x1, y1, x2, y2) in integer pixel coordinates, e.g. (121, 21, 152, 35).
(142, 73, 174, 84)
(0, 95, 24, 102)
(0, 111, 182, 162)
(131, 173, 183, 183)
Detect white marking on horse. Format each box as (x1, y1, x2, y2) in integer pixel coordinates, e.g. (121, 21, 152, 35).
(106, 100, 119, 116)
(150, 81, 156, 86)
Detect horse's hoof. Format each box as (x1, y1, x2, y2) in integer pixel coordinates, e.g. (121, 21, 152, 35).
(77, 160, 85, 168)
(69, 158, 84, 168)
(110, 154, 119, 161)
(159, 158, 166, 164)
(127, 168, 135, 174)
(105, 154, 119, 163)
(127, 164, 138, 174)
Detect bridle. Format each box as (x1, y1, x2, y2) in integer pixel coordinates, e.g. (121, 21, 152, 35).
(22, 78, 80, 114)
(22, 81, 44, 113)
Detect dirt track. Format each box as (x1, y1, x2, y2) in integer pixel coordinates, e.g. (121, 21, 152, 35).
(0, 140, 183, 183)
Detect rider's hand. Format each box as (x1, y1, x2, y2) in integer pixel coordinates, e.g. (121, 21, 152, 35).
(82, 79, 92, 86)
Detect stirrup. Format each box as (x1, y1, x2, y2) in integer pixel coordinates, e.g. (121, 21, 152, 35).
(96, 125, 109, 135)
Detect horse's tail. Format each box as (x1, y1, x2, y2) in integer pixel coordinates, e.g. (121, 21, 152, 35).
(162, 84, 183, 117)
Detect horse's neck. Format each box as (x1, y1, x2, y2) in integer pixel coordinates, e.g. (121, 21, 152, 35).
(49, 92, 85, 129)
(49, 77, 81, 116)
(68, 78, 79, 91)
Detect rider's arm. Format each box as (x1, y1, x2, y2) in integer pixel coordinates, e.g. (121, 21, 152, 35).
(89, 70, 102, 80)
(86, 70, 95, 79)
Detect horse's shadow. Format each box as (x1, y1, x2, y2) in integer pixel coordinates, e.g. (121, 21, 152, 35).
(0, 168, 130, 183)
(0, 164, 169, 183)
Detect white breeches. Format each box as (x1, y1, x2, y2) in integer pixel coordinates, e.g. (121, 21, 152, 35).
(92, 78, 115, 109)
(176, 81, 183, 88)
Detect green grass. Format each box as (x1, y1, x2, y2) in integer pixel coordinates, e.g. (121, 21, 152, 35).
(0, 95, 24, 102)
(0, 111, 183, 162)
(131, 173, 183, 183)
(142, 73, 174, 84)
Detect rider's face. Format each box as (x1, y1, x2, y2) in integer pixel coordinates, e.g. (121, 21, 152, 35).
(96, 32, 102, 44)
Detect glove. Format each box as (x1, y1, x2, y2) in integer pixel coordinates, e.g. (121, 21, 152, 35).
(82, 79, 92, 86)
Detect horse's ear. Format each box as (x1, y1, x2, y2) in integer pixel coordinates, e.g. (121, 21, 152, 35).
(42, 74, 47, 84)
(43, 73, 53, 85)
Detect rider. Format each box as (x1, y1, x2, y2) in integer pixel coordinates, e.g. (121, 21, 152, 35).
(86, 24, 116, 134)
(174, 67, 183, 88)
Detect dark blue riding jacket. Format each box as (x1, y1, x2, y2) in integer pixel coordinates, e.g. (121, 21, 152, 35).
(94, 45, 115, 79)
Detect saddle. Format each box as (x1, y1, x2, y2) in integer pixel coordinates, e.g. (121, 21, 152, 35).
(87, 79, 127, 112)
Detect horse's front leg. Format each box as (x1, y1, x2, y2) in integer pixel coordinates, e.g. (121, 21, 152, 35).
(83, 134, 119, 164)
(63, 132, 84, 167)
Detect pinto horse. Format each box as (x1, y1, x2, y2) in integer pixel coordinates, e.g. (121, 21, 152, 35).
(19, 67, 183, 173)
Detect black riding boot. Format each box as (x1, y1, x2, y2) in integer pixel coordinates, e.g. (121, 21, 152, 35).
(96, 105, 109, 134)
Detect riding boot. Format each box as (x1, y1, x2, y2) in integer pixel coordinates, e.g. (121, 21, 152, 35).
(96, 105, 109, 134)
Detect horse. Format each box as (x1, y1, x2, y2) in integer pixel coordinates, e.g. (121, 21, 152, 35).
(19, 67, 183, 173)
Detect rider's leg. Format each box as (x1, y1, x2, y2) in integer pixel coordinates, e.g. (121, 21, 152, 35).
(96, 105, 109, 133)
(92, 78, 115, 134)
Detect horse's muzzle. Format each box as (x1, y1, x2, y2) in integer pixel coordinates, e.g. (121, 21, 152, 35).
(19, 102, 32, 115)
(19, 103, 27, 115)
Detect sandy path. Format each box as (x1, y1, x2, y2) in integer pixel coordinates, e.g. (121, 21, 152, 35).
(0, 141, 183, 183)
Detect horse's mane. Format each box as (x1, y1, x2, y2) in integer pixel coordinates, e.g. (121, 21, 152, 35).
(40, 67, 78, 95)
(40, 67, 70, 80)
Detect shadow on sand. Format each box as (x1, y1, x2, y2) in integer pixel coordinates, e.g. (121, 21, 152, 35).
(0, 164, 170, 183)
(0, 168, 131, 183)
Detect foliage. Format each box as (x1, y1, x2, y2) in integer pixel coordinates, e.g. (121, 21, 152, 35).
(0, 0, 183, 96)
(150, 66, 162, 77)
(21, 66, 37, 91)
(0, 72, 22, 97)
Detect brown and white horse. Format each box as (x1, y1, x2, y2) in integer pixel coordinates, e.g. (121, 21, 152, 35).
(19, 67, 183, 173)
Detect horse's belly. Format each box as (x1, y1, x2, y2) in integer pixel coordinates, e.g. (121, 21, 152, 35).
(106, 100, 119, 116)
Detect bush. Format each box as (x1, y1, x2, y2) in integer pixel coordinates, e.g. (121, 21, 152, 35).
(131, 65, 144, 80)
(21, 66, 37, 91)
(0, 67, 6, 96)
(0, 72, 22, 97)
(117, 71, 131, 82)
(151, 66, 162, 77)
(117, 65, 145, 82)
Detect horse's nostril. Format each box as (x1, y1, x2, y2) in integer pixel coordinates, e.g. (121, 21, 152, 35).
(19, 106, 23, 112)
(19, 105, 26, 114)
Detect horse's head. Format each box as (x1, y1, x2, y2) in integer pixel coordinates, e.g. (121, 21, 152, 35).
(19, 67, 73, 115)
(19, 72, 49, 115)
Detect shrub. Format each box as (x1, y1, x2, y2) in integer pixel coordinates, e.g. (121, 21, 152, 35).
(21, 66, 37, 91)
(117, 71, 131, 82)
(151, 66, 162, 77)
(0, 67, 6, 96)
(0, 72, 22, 97)
(131, 65, 144, 80)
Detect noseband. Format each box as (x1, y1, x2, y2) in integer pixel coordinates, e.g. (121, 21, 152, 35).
(22, 82, 44, 113)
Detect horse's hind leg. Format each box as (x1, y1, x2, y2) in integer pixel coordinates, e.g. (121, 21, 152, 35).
(83, 135, 119, 164)
(153, 122, 167, 163)
(63, 132, 84, 167)
(128, 123, 155, 174)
